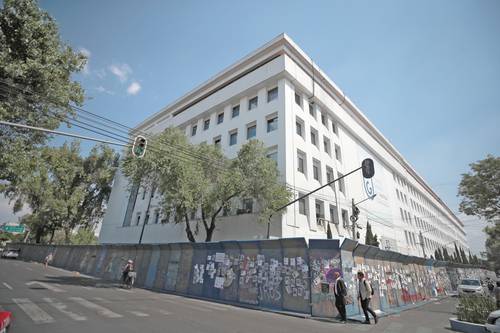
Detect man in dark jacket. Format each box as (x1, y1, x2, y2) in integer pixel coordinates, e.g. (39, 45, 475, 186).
(333, 271, 347, 323)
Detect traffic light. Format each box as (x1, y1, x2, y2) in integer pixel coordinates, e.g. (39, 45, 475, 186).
(132, 135, 147, 158)
(362, 158, 375, 178)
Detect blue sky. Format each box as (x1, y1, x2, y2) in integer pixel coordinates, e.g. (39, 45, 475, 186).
(1, 0, 499, 255)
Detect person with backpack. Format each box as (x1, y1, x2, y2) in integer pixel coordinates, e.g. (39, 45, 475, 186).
(357, 271, 378, 324)
(333, 271, 348, 323)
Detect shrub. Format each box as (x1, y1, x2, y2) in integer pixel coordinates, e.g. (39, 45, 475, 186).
(456, 295, 496, 324)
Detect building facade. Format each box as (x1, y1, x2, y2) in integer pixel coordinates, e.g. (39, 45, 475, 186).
(99, 34, 468, 257)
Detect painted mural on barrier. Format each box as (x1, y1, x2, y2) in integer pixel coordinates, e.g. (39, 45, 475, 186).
(191, 252, 310, 305)
(310, 256, 342, 317)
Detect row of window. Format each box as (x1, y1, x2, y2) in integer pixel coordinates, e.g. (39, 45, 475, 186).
(211, 114, 278, 147)
(297, 195, 348, 228)
(296, 149, 346, 194)
(191, 87, 278, 137)
(296, 116, 342, 162)
(294, 92, 338, 135)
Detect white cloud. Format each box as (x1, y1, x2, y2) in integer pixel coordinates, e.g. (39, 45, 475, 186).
(109, 63, 132, 82)
(79, 47, 91, 75)
(96, 86, 114, 95)
(127, 81, 141, 95)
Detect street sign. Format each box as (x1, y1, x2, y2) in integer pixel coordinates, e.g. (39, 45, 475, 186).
(1, 225, 25, 233)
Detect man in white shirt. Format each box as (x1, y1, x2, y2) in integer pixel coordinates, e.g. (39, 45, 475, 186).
(357, 271, 378, 324)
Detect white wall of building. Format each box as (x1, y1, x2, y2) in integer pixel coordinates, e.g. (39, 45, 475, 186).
(99, 34, 467, 257)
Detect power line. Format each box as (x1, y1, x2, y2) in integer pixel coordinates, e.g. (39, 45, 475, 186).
(0, 82, 231, 171)
(0, 120, 129, 147)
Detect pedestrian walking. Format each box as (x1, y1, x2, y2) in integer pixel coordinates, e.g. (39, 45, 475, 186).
(44, 252, 53, 268)
(333, 271, 348, 323)
(357, 271, 378, 324)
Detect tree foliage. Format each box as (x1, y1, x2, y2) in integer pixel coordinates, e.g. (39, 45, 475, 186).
(122, 128, 292, 242)
(458, 155, 500, 221)
(0, 0, 87, 181)
(364, 221, 379, 247)
(1, 142, 118, 243)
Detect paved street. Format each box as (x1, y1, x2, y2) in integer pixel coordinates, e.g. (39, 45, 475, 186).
(1, 258, 458, 333)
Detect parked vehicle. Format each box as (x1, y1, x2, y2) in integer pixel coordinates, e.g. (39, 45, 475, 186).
(458, 279, 484, 296)
(0, 310, 12, 333)
(1, 249, 19, 259)
(486, 310, 500, 333)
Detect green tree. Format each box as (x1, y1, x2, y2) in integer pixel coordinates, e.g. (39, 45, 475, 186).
(458, 155, 500, 270)
(364, 221, 380, 247)
(2, 142, 118, 243)
(0, 0, 87, 182)
(484, 222, 500, 270)
(70, 227, 98, 245)
(326, 222, 332, 239)
(458, 155, 500, 221)
(443, 247, 451, 261)
(122, 128, 292, 242)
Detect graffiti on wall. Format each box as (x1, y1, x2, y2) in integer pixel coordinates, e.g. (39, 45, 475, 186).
(192, 252, 310, 303)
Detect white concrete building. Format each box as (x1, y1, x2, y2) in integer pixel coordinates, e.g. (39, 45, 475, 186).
(99, 34, 468, 257)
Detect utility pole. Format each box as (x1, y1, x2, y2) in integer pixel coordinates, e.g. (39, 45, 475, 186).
(138, 186, 155, 244)
(350, 198, 360, 240)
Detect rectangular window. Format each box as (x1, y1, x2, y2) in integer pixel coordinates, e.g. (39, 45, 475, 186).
(213, 136, 221, 147)
(229, 131, 237, 146)
(267, 116, 278, 132)
(309, 104, 315, 117)
(267, 87, 278, 102)
(338, 172, 345, 194)
(154, 210, 160, 224)
(323, 137, 331, 156)
(144, 213, 150, 225)
(136, 213, 141, 226)
(142, 188, 146, 200)
(310, 128, 317, 146)
(313, 159, 321, 182)
(329, 204, 338, 225)
(334, 144, 342, 162)
(203, 119, 210, 130)
(217, 112, 224, 124)
(341, 209, 348, 227)
(242, 199, 253, 213)
(191, 125, 197, 136)
(297, 150, 306, 174)
(296, 121, 302, 136)
(247, 124, 256, 139)
(321, 113, 327, 126)
(298, 193, 307, 215)
(326, 166, 334, 183)
(331, 121, 337, 134)
(315, 200, 325, 220)
(248, 96, 258, 110)
(295, 92, 302, 107)
(232, 105, 240, 118)
(266, 150, 278, 162)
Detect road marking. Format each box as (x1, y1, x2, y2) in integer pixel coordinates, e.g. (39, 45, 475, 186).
(2, 282, 13, 290)
(81, 286, 91, 290)
(26, 267, 33, 271)
(184, 299, 230, 311)
(128, 310, 149, 317)
(158, 309, 172, 315)
(12, 298, 55, 324)
(68, 297, 123, 318)
(161, 299, 212, 312)
(93, 297, 113, 304)
(43, 297, 87, 321)
(26, 281, 64, 293)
